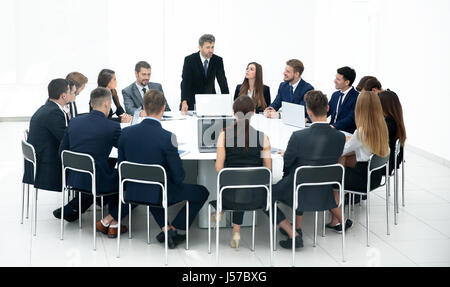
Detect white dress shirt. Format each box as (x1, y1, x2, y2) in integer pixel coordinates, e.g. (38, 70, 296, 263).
(54, 101, 68, 127)
(290, 77, 301, 93)
(336, 86, 352, 116)
(342, 128, 372, 162)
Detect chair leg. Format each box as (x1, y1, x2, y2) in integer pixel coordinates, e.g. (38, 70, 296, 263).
(252, 210, 256, 252)
(269, 205, 274, 266)
(79, 193, 82, 229)
(164, 207, 168, 266)
(60, 187, 65, 240)
(21, 183, 25, 224)
(33, 188, 37, 236)
(402, 161, 405, 207)
(186, 201, 189, 250)
(117, 202, 122, 258)
(128, 204, 132, 239)
(93, 196, 96, 251)
(322, 211, 326, 237)
(341, 197, 346, 262)
(208, 204, 211, 254)
(366, 192, 370, 247)
(274, 202, 278, 252)
(313, 211, 318, 247)
(101, 196, 104, 219)
(292, 208, 296, 266)
(386, 180, 390, 235)
(216, 206, 220, 266)
(147, 206, 150, 244)
(394, 170, 398, 225)
(26, 184, 30, 219)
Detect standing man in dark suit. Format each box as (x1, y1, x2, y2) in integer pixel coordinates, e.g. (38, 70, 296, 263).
(53, 87, 127, 237)
(266, 90, 351, 249)
(122, 61, 170, 116)
(264, 59, 314, 120)
(118, 89, 209, 249)
(65, 72, 88, 118)
(180, 34, 229, 113)
(327, 66, 359, 134)
(23, 79, 71, 192)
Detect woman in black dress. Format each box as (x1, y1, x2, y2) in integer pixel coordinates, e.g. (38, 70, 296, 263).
(215, 96, 272, 248)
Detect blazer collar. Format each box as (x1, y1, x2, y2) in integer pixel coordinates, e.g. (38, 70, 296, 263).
(141, 117, 162, 127)
(90, 109, 107, 118)
(132, 83, 144, 105)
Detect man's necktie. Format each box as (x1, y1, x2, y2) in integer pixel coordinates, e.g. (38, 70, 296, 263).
(204, 59, 208, 77)
(289, 85, 294, 100)
(142, 87, 147, 95)
(335, 92, 344, 122)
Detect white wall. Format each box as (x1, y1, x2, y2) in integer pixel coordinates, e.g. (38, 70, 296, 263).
(1, 0, 449, 160)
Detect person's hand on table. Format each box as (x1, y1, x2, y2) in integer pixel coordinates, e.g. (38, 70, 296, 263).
(277, 150, 285, 157)
(120, 113, 132, 123)
(181, 100, 189, 115)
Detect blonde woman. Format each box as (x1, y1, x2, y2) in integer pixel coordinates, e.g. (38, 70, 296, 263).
(327, 91, 389, 231)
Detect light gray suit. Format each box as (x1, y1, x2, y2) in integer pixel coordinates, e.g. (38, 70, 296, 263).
(122, 82, 171, 115)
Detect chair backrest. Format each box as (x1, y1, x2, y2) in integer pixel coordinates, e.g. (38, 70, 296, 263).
(293, 164, 345, 209)
(118, 161, 167, 207)
(61, 150, 95, 194)
(21, 140, 36, 165)
(217, 167, 272, 211)
(368, 151, 390, 173)
(394, 139, 401, 158)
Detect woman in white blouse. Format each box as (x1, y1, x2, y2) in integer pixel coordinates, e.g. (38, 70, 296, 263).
(327, 91, 389, 230)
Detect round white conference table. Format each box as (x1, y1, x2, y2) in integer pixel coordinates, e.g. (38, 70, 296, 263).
(113, 112, 302, 228)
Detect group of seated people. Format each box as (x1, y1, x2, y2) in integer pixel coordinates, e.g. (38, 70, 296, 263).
(23, 60, 406, 251)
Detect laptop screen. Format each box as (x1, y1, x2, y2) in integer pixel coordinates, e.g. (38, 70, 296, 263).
(197, 117, 235, 151)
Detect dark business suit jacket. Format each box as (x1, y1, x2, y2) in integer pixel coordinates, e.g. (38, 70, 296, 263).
(118, 118, 185, 204)
(273, 123, 345, 212)
(328, 87, 359, 134)
(233, 84, 271, 113)
(23, 100, 67, 191)
(269, 79, 314, 112)
(60, 110, 121, 194)
(180, 52, 229, 110)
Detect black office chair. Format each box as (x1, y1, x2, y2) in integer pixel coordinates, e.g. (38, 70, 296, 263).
(345, 153, 390, 247)
(208, 167, 273, 266)
(274, 164, 346, 265)
(60, 150, 116, 250)
(21, 139, 37, 235)
(116, 161, 189, 266)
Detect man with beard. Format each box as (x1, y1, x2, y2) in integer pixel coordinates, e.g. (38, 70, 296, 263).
(122, 61, 170, 116)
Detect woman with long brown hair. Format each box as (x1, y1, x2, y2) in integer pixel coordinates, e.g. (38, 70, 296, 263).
(215, 96, 272, 248)
(378, 89, 406, 174)
(327, 91, 389, 231)
(233, 62, 271, 113)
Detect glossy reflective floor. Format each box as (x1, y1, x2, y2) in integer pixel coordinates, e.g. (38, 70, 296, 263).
(1, 122, 449, 267)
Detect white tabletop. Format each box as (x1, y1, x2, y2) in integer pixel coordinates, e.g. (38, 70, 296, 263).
(112, 112, 302, 160)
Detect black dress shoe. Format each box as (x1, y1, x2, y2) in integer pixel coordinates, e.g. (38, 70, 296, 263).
(279, 234, 303, 249)
(53, 206, 79, 222)
(173, 233, 186, 245)
(326, 219, 353, 233)
(156, 230, 177, 249)
(279, 227, 302, 238)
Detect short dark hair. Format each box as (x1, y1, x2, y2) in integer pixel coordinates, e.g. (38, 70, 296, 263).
(363, 77, 382, 91)
(337, 66, 356, 86)
(135, 61, 151, 73)
(90, 87, 112, 108)
(286, 59, 304, 76)
(199, 34, 215, 46)
(97, 69, 115, 88)
(66, 72, 88, 89)
(304, 90, 328, 117)
(143, 89, 166, 115)
(48, 78, 69, 100)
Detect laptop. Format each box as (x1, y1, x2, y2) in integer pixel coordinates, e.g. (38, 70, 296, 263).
(195, 94, 233, 117)
(281, 101, 306, 128)
(197, 117, 235, 153)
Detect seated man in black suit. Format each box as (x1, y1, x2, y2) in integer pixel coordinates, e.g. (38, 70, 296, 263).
(53, 87, 127, 238)
(23, 78, 71, 192)
(118, 89, 209, 248)
(180, 34, 229, 113)
(266, 90, 351, 249)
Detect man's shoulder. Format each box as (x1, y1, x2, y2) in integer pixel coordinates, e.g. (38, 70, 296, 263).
(122, 82, 135, 94)
(185, 52, 199, 61)
(211, 54, 223, 62)
(300, 79, 314, 91)
(148, 82, 162, 89)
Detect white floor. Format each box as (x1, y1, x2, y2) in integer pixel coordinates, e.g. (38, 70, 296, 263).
(1, 121, 449, 267)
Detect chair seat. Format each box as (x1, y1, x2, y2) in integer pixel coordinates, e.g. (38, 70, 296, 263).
(69, 187, 118, 197)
